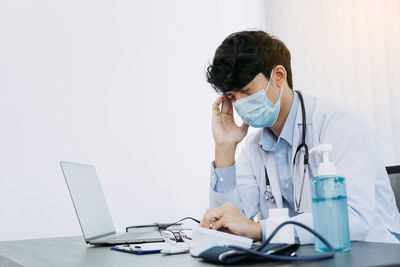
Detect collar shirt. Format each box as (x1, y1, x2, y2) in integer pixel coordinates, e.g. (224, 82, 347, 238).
(259, 91, 299, 212)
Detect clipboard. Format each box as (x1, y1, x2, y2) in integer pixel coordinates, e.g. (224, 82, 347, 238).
(111, 242, 190, 255)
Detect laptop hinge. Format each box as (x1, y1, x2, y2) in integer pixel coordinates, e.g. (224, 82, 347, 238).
(86, 231, 116, 242)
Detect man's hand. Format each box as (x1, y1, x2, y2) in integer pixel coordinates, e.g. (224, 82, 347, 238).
(212, 95, 249, 168)
(212, 95, 249, 146)
(199, 203, 262, 241)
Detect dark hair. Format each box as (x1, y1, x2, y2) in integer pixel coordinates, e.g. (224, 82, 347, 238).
(206, 30, 293, 94)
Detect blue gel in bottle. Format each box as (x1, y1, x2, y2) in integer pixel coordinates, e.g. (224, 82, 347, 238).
(311, 176, 351, 252)
(309, 144, 351, 252)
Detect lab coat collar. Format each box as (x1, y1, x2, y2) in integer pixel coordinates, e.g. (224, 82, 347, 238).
(259, 128, 277, 152)
(281, 91, 300, 146)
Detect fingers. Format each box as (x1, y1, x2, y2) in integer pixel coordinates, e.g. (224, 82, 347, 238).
(212, 95, 224, 116)
(227, 100, 234, 115)
(199, 203, 234, 229)
(200, 204, 260, 239)
(220, 96, 233, 115)
(199, 208, 220, 228)
(211, 216, 229, 231)
(213, 95, 234, 116)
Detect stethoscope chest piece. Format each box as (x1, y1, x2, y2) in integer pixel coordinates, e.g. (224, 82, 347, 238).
(264, 185, 275, 203)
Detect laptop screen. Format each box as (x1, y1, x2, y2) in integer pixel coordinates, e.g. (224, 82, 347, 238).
(61, 162, 116, 240)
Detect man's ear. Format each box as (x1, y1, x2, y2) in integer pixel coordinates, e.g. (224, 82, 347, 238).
(272, 65, 287, 88)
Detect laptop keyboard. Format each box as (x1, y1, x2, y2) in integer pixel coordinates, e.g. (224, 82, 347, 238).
(107, 233, 139, 240)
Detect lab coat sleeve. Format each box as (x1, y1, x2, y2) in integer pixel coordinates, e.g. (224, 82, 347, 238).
(259, 214, 314, 243)
(329, 117, 381, 242)
(209, 141, 260, 219)
(291, 110, 381, 244)
(321, 111, 379, 242)
(287, 213, 314, 244)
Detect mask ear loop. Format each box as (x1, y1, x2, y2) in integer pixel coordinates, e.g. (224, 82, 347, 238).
(277, 82, 284, 101)
(265, 68, 284, 103)
(263, 69, 273, 93)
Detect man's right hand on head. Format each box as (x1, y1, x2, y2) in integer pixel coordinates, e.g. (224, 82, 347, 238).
(212, 95, 249, 146)
(212, 95, 249, 168)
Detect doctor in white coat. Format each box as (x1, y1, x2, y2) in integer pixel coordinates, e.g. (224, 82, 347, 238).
(199, 30, 400, 244)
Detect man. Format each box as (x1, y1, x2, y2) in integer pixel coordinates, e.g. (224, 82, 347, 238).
(199, 30, 400, 244)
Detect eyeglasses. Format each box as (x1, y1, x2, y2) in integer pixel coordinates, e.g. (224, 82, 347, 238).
(158, 217, 199, 246)
(159, 229, 193, 245)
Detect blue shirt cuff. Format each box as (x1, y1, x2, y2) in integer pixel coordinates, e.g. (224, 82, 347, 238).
(210, 161, 236, 193)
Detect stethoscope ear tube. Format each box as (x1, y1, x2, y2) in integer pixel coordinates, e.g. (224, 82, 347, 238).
(293, 91, 309, 213)
(293, 143, 309, 165)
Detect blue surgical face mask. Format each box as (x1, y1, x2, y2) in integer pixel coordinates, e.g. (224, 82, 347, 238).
(232, 72, 283, 128)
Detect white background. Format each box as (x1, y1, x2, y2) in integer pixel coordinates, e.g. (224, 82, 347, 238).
(0, 0, 265, 241)
(263, 0, 400, 165)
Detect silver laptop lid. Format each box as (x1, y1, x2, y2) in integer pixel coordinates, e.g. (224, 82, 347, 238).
(61, 162, 116, 241)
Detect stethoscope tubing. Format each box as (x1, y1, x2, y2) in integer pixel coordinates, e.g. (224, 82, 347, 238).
(228, 221, 335, 262)
(264, 91, 309, 214)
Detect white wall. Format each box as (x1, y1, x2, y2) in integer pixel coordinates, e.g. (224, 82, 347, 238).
(0, 0, 265, 241)
(263, 0, 400, 165)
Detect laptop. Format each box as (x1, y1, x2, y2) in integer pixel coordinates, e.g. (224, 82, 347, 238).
(60, 161, 164, 245)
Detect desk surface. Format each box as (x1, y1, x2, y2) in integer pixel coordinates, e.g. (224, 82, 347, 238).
(0, 236, 399, 267)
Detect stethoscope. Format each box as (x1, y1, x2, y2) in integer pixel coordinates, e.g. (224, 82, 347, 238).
(263, 90, 308, 214)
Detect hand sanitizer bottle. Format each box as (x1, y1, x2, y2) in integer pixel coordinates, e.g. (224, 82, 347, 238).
(310, 144, 351, 252)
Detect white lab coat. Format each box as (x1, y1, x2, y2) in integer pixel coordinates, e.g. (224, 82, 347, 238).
(210, 92, 400, 244)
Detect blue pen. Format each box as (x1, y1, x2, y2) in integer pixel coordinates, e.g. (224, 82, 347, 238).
(111, 245, 161, 255)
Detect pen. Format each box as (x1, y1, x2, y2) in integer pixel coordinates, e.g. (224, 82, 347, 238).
(161, 248, 190, 255)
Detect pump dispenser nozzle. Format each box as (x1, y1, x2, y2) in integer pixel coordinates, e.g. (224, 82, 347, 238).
(309, 144, 336, 176)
